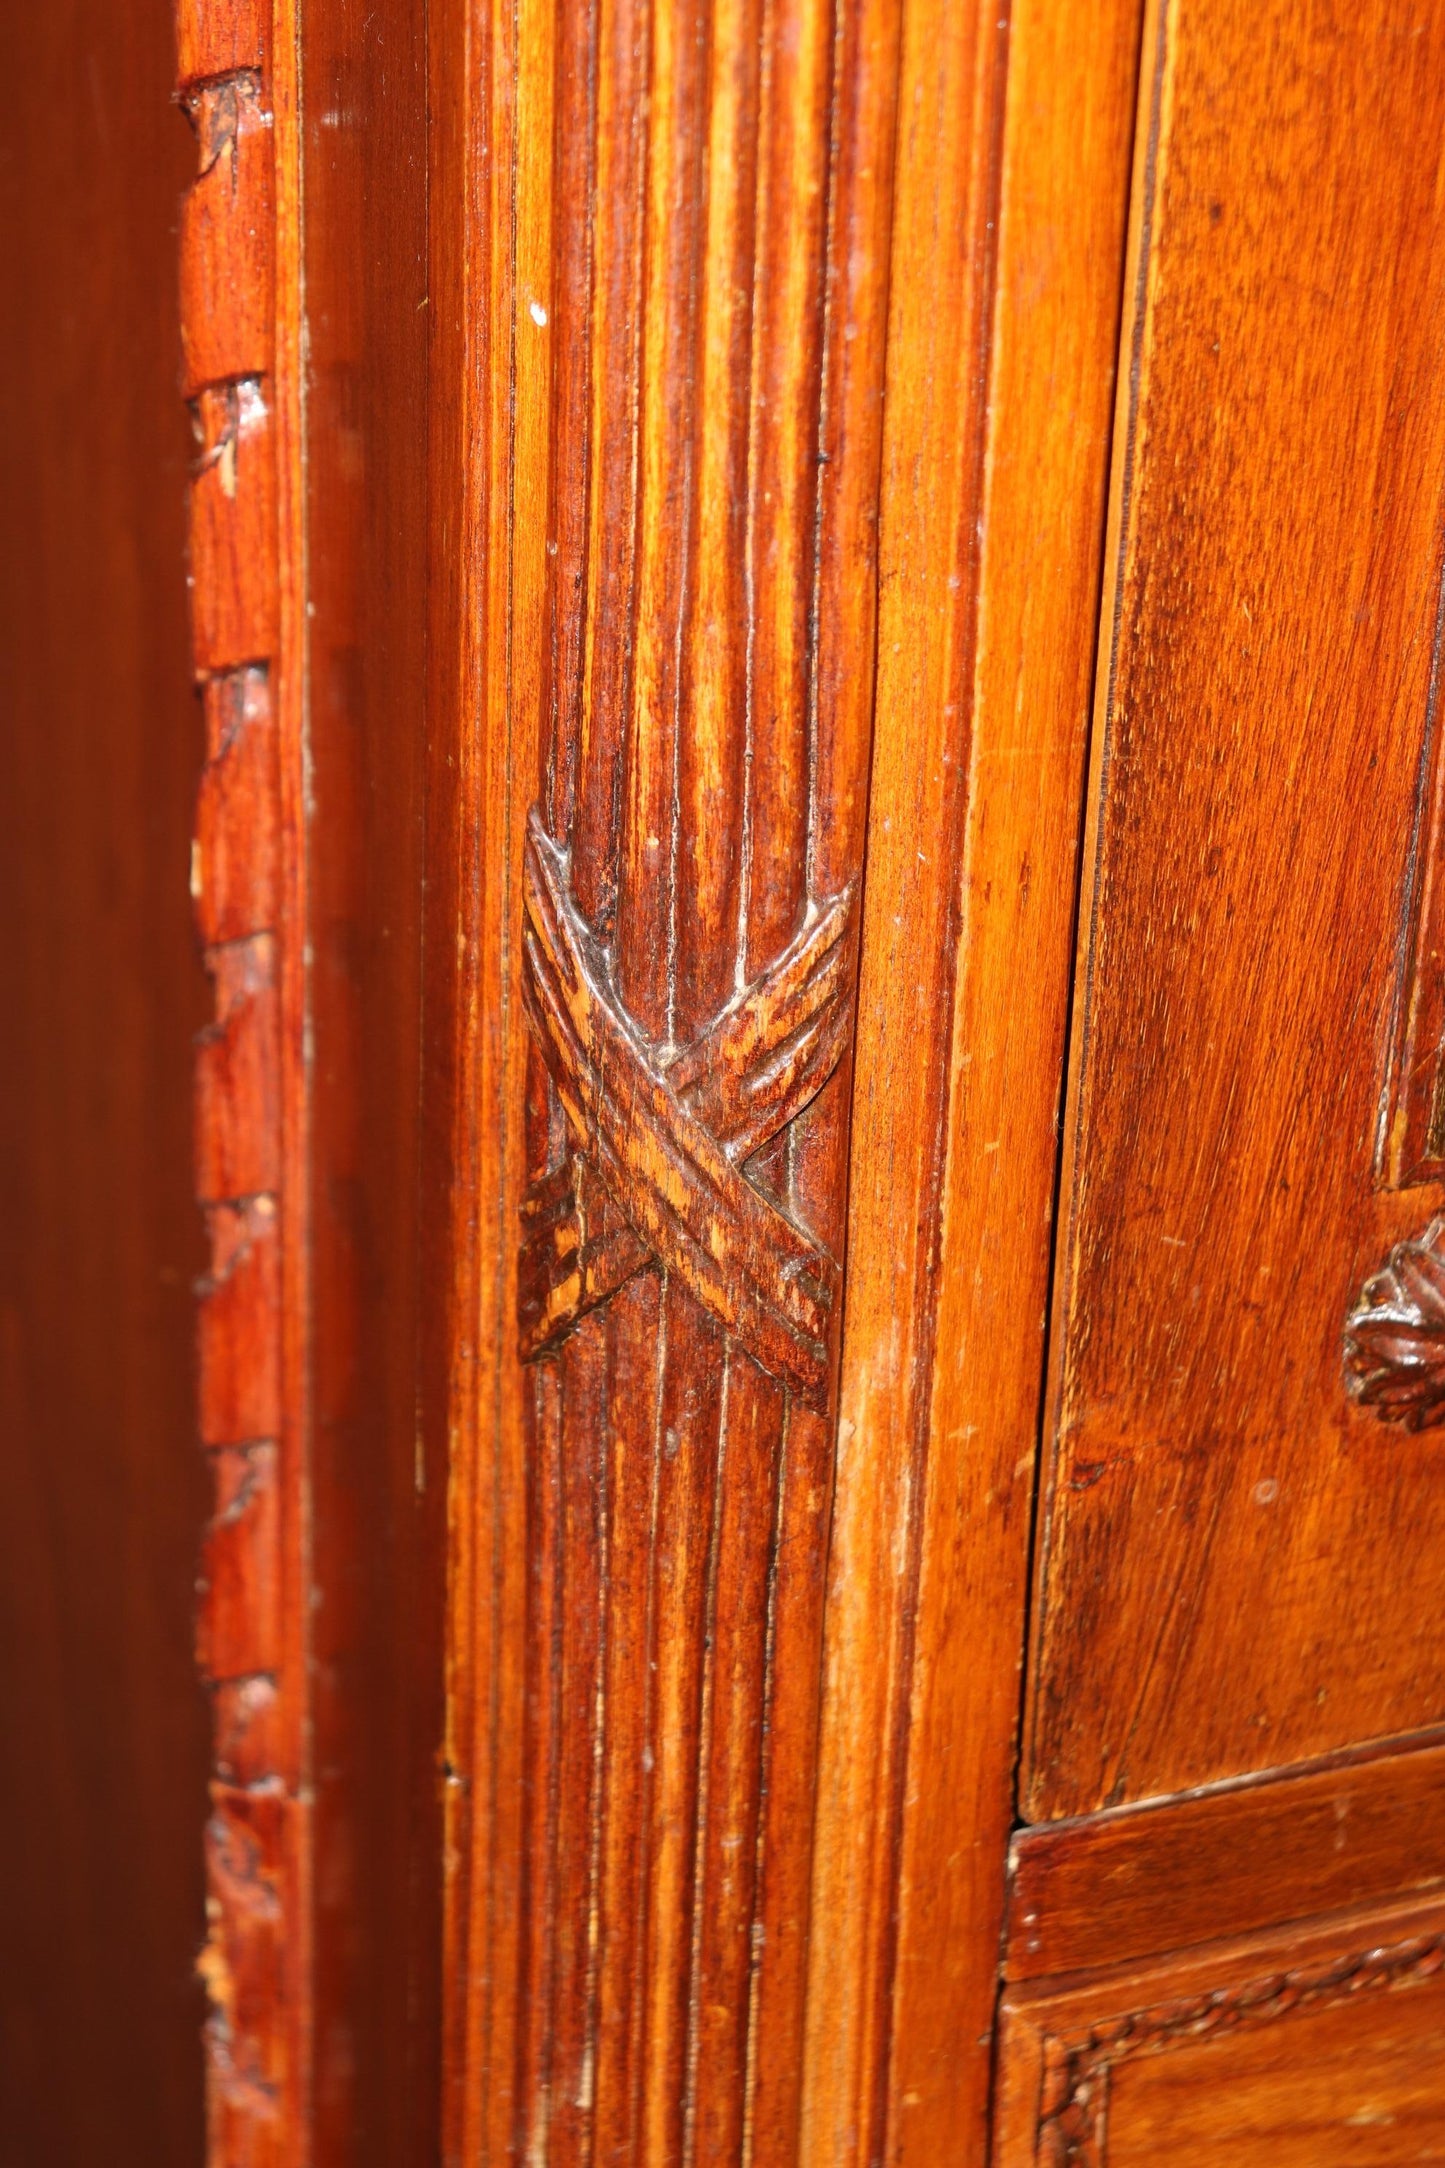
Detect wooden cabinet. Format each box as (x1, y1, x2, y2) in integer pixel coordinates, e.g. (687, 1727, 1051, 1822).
(5, 0, 1445, 2160)
(1030, 0, 1445, 1821)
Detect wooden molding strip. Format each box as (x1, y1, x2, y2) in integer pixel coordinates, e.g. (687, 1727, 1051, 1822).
(177, 2, 309, 2159)
(800, 3, 1146, 2161)
(1006, 1732, 1445, 1986)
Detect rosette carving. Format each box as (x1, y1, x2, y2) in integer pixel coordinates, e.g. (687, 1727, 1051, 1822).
(1344, 1216, 1445, 1429)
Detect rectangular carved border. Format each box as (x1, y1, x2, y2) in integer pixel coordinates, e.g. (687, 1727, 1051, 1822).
(177, 2, 310, 2158)
(993, 1895, 1445, 2167)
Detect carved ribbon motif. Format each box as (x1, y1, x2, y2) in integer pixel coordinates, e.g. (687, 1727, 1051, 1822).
(519, 809, 855, 1407)
(1033, 1925, 1445, 2166)
(1343, 1215, 1445, 1430)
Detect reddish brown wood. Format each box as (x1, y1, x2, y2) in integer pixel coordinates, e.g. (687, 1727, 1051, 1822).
(801, 2, 1145, 2161)
(0, 0, 209, 2154)
(431, 0, 534, 2158)
(298, 0, 443, 2153)
(1026, 0, 1445, 1823)
(1007, 1734, 1445, 1985)
(519, 815, 855, 1401)
(177, 0, 271, 83)
(441, 0, 903, 2158)
(994, 1896, 1445, 2168)
(161, 0, 1445, 2154)
(178, 0, 310, 2156)
(514, 3, 897, 2156)
(195, 671, 282, 950)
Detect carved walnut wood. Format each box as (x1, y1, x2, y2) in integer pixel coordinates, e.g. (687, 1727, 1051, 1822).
(442, 1, 1153, 2158)
(499, 1, 896, 2159)
(519, 811, 855, 1403)
(993, 1885, 1445, 2168)
(1344, 1218, 1445, 1430)
(1032, 1926, 1445, 2168)
(178, 1, 309, 2157)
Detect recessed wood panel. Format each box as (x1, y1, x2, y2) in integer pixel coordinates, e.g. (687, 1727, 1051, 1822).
(1105, 1983, 1445, 2168)
(1027, 0, 1445, 1820)
(995, 1898, 1445, 2168)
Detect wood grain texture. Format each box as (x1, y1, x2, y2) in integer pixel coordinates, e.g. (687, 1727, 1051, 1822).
(1026, 0, 1445, 1821)
(994, 1896, 1445, 2168)
(519, 815, 855, 1401)
(441, 0, 902, 2159)
(800, 3, 1145, 2161)
(178, 0, 311, 2156)
(433, 0, 537, 2156)
(0, 2, 209, 2156)
(515, 3, 896, 2158)
(1006, 1733, 1445, 1984)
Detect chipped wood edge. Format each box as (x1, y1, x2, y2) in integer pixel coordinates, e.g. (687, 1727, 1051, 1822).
(177, 0, 311, 2158)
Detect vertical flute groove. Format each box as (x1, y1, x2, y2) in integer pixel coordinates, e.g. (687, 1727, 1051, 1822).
(514, 6, 899, 2161)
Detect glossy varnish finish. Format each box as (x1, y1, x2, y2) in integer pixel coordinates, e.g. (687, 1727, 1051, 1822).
(428, 0, 535, 2153)
(154, 0, 1445, 2153)
(178, 0, 312, 2155)
(1027, 0, 1445, 1821)
(488, 1, 901, 2158)
(299, 0, 443, 2155)
(1006, 1734, 1445, 1984)
(441, 0, 1162, 2157)
(802, 2, 1144, 2159)
(994, 1895, 1445, 2167)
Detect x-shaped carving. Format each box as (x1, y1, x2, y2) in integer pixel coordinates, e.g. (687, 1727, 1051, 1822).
(519, 809, 856, 1407)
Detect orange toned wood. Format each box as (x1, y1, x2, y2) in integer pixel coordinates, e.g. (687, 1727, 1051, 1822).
(198, 1200, 283, 1450)
(177, 0, 270, 82)
(1026, 0, 1445, 1822)
(519, 816, 856, 1401)
(1103, 1984, 1445, 2168)
(179, 77, 275, 401)
(994, 1896, 1445, 2168)
(440, 0, 905, 2158)
(178, 0, 311, 2155)
(428, 0, 535, 2159)
(801, 3, 1145, 2162)
(195, 670, 282, 949)
(1007, 1735, 1445, 1984)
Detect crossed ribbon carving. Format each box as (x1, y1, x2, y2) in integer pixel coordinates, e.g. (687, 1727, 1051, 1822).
(519, 809, 856, 1407)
